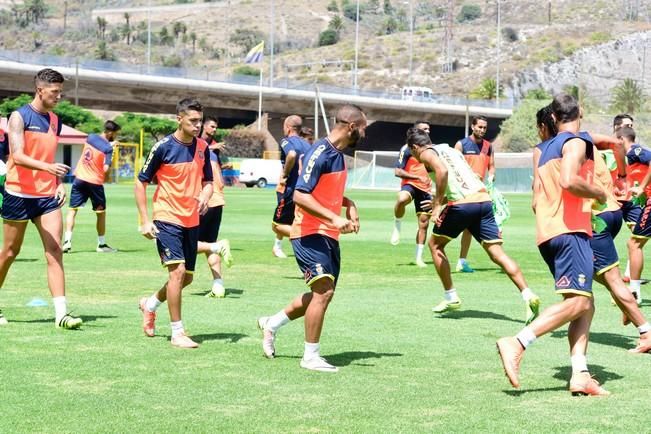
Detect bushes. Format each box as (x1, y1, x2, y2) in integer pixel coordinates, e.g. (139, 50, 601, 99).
(224, 128, 266, 158)
(500, 98, 550, 152)
(318, 29, 340, 46)
(457, 4, 481, 22)
(233, 65, 261, 77)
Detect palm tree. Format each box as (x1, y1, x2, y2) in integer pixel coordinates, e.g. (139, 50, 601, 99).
(328, 15, 344, 33)
(96, 16, 107, 40)
(190, 32, 197, 54)
(470, 78, 503, 100)
(611, 78, 646, 114)
(123, 12, 131, 45)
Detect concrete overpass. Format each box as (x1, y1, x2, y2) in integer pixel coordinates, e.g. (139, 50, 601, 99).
(0, 60, 512, 127)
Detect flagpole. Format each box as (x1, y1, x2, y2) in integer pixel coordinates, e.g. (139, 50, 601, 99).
(258, 69, 263, 131)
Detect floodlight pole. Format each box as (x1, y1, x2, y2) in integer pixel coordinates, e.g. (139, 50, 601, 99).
(353, 0, 360, 92)
(495, 0, 501, 107)
(408, 0, 413, 87)
(269, 0, 275, 86)
(146, 0, 151, 73)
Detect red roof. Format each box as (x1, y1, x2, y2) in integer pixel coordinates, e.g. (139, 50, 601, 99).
(0, 118, 88, 145)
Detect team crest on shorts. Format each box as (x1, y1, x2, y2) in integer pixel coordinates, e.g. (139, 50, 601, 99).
(578, 274, 586, 288)
(165, 248, 171, 258)
(315, 263, 324, 275)
(555, 276, 571, 288)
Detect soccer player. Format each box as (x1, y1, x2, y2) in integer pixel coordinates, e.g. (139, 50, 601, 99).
(390, 121, 432, 267)
(257, 104, 365, 372)
(196, 116, 233, 298)
(621, 127, 651, 305)
(497, 94, 610, 395)
(453, 115, 495, 273)
(0, 68, 82, 329)
(405, 128, 540, 324)
(135, 98, 213, 349)
(62, 120, 120, 253)
(271, 115, 311, 258)
(299, 126, 315, 144)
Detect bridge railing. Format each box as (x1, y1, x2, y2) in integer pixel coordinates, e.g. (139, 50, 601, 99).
(0, 48, 514, 109)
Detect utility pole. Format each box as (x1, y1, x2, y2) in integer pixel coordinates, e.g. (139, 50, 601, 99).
(353, 0, 360, 91)
(146, 0, 151, 72)
(442, 0, 454, 73)
(495, 0, 501, 106)
(408, 0, 413, 87)
(269, 0, 275, 86)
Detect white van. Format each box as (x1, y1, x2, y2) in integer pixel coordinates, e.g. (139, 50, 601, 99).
(401, 86, 433, 101)
(239, 158, 282, 188)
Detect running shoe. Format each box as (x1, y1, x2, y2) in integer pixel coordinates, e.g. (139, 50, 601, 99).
(569, 372, 610, 396)
(432, 299, 461, 314)
(171, 333, 199, 349)
(496, 336, 524, 388)
(257, 316, 276, 359)
(57, 314, 83, 330)
(300, 356, 339, 373)
(139, 297, 156, 337)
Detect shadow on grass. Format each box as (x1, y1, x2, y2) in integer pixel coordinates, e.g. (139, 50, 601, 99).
(438, 309, 521, 323)
(65, 249, 147, 254)
(12, 314, 117, 324)
(15, 258, 39, 262)
(503, 385, 567, 396)
(324, 351, 403, 367)
(191, 288, 245, 297)
(192, 332, 248, 343)
(550, 329, 637, 351)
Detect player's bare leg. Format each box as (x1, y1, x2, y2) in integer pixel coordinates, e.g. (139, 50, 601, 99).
(300, 278, 338, 372)
(272, 223, 291, 258)
(95, 209, 116, 252)
(197, 241, 226, 297)
(627, 237, 647, 304)
(429, 235, 461, 313)
(0, 220, 28, 325)
(34, 210, 82, 329)
(62, 208, 78, 252)
(415, 213, 429, 267)
(158, 263, 197, 348)
(456, 230, 474, 272)
(391, 191, 412, 245)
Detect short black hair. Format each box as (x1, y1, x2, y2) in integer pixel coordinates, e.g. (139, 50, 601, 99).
(471, 115, 488, 125)
(176, 98, 203, 115)
(34, 68, 65, 86)
(551, 93, 580, 123)
(617, 126, 636, 142)
(299, 126, 314, 138)
(104, 120, 121, 132)
(204, 116, 218, 125)
(335, 104, 365, 125)
(406, 127, 432, 147)
(536, 104, 556, 136)
(413, 120, 430, 128)
(613, 114, 634, 128)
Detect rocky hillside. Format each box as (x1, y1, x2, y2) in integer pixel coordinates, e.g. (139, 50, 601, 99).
(0, 0, 649, 102)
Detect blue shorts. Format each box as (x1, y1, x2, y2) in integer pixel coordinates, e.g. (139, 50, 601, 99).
(538, 233, 593, 296)
(154, 220, 198, 273)
(591, 210, 622, 275)
(291, 234, 340, 287)
(273, 190, 295, 225)
(632, 197, 651, 239)
(620, 200, 642, 228)
(69, 178, 106, 211)
(2, 191, 60, 221)
(401, 184, 432, 215)
(198, 205, 223, 243)
(433, 201, 501, 244)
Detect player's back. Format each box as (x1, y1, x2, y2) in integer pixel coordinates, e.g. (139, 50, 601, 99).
(535, 132, 594, 245)
(75, 134, 113, 185)
(430, 144, 488, 204)
(396, 144, 431, 191)
(626, 143, 651, 196)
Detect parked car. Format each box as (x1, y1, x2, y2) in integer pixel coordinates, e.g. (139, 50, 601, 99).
(401, 86, 433, 102)
(238, 158, 282, 188)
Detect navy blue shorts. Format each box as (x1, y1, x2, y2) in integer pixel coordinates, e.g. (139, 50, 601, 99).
(198, 205, 223, 243)
(538, 233, 593, 296)
(2, 192, 60, 221)
(620, 200, 642, 228)
(273, 190, 295, 225)
(433, 201, 501, 244)
(291, 234, 341, 287)
(632, 197, 651, 239)
(69, 178, 106, 211)
(154, 220, 198, 273)
(401, 184, 433, 215)
(591, 210, 622, 275)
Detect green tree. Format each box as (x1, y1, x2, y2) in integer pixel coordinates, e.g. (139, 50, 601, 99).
(190, 31, 197, 53)
(229, 28, 265, 54)
(343, 2, 360, 20)
(469, 78, 503, 100)
(159, 26, 174, 45)
(525, 88, 551, 100)
(233, 65, 261, 77)
(95, 40, 116, 60)
(0, 95, 103, 133)
(327, 0, 338, 12)
(611, 79, 646, 114)
(318, 29, 339, 46)
(457, 4, 481, 22)
(113, 112, 177, 154)
(96, 16, 107, 40)
(123, 13, 131, 45)
(383, 0, 393, 15)
(172, 21, 187, 39)
(500, 98, 550, 152)
(328, 15, 344, 33)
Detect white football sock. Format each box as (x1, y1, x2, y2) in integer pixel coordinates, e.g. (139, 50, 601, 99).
(273, 239, 282, 250)
(394, 218, 402, 231)
(53, 296, 67, 323)
(444, 288, 459, 302)
(171, 320, 184, 338)
(458, 258, 467, 266)
(570, 354, 588, 374)
(625, 260, 631, 278)
(304, 341, 320, 361)
(64, 231, 72, 243)
(638, 322, 650, 335)
(146, 294, 162, 312)
(515, 327, 536, 349)
(415, 244, 424, 261)
(521, 287, 536, 302)
(97, 235, 106, 245)
(212, 278, 224, 288)
(267, 310, 290, 332)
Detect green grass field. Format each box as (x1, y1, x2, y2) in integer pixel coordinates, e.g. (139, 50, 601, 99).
(1, 185, 650, 433)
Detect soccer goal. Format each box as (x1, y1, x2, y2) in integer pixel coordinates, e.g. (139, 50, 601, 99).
(349, 150, 401, 190)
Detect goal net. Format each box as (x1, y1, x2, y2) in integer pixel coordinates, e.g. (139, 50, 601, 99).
(349, 150, 401, 190)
